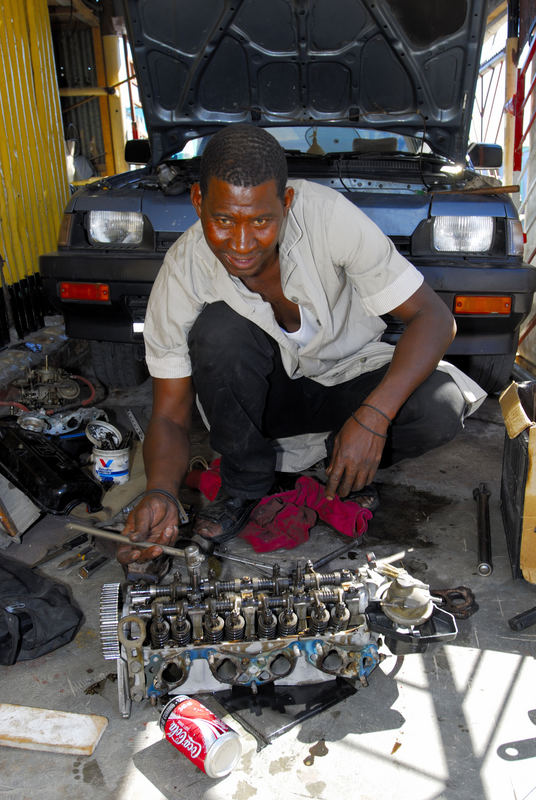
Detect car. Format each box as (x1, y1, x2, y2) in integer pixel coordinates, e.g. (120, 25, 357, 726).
(39, 0, 536, 393)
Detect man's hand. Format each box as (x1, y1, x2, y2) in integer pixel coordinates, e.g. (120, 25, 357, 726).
(325, 407, 389, 499)
(116, 494, 179, 565)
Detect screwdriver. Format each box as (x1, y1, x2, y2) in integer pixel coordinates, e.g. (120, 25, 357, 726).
(57, 545, 94, 570)
(65, 522, 188, 558)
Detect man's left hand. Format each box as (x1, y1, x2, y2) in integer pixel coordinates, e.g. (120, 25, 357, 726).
(325, 407, 389, 498)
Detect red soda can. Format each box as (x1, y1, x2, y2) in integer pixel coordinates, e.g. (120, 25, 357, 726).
(160, 695, 242, 778)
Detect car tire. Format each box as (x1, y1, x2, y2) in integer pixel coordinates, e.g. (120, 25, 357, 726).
(455, 352, 516, 395)
(89, 341, 149, 389)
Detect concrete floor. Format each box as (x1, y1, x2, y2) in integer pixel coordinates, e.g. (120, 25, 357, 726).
(1, 384, 536, 800)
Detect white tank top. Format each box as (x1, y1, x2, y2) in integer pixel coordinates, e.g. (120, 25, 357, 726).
(281, 305, 318, 348)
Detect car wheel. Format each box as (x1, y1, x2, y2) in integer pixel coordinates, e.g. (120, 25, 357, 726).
(89, 341, 149, 389)
(455, 352, 516, 395)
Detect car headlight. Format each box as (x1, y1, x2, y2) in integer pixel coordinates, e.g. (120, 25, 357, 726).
(88, 211, 144, 245)
(433, 216, 494, 252)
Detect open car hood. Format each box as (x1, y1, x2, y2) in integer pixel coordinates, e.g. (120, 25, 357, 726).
(123, 0, 488, 165)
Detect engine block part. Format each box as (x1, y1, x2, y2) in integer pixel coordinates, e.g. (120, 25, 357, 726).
(100, 556, 457, 718)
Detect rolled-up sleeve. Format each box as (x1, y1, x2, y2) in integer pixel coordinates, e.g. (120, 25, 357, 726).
(143, 234, 206, 379)
(328, 192, 423, 315)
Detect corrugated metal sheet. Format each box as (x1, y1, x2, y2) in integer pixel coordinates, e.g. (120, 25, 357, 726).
(0, 0, 69, 338)
(56, 26, 105, 175)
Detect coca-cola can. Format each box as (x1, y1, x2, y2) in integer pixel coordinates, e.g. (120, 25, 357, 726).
(160, 695, 242, 779)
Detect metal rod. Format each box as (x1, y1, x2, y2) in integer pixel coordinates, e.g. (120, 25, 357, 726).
(65, 522, 187, 558)
(473, 484, 493, 576)
(313, 538, 360, 570)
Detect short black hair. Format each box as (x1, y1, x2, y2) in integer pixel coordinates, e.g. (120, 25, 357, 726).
(199, 124, 288, 201)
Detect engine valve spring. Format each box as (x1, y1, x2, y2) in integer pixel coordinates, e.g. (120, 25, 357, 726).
(170, 617, 191, 646)
(150, 618, 170, 648)
(204, 613, 225, 643)
(330, 602, 351, 632)
(225, 611, 246, 642)
(277, 610, 298, 637)
(257, 611, 278, 639)
(309, 602, 330, 635)
(224, 612, 246, 641)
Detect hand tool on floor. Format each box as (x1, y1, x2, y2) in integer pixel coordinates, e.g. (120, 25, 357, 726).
(78, 554, 109, 579)
(473, 483, 493, 576)
(211, 545, 274, 574)
(57, 545, 94, 570)
(508, 604, 536, 631)
(0, 496, 18, 538)
(66, 522, 188, 559)
(31, 532, 89, 568)
(312, 537, 361, 570)
(126, 408, 145, 442)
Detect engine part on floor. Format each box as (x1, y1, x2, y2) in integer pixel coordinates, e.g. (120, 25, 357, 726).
(66, 522, 190, 559)
(0, 420, 102, 515)
(473, 483, 493, 577)
(430, 586, 479, 619)
(17, 406, 106, 436)
(508, 604, 536, 631)
(11, 358, 96, 411)
(99, 556, 457, 718)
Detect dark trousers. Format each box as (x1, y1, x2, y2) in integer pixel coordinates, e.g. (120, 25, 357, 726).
(188, 302, 466, 499)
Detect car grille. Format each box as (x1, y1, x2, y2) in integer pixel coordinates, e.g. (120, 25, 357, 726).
(156, 232, 182, 252)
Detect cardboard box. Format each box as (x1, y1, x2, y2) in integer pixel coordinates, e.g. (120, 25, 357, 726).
(499, 381, 536, 583)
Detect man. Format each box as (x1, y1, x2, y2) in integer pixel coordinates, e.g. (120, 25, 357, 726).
(117, 124, 484, 568)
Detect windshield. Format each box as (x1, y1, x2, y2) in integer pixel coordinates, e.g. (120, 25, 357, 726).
(170, 126, 432, 160)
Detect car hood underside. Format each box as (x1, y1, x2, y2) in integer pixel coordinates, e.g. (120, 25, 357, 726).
(123, 0, 487, 165)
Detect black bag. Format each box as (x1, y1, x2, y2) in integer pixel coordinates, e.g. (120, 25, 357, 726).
(0, 554, 83, 664)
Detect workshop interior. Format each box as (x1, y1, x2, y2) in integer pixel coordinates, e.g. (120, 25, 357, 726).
(1, 1, 536, 799)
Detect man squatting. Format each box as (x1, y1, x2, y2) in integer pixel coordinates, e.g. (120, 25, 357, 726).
(117, 124, 485, 569)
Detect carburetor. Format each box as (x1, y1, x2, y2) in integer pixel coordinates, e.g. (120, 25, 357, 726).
(100, 547, 457, 718)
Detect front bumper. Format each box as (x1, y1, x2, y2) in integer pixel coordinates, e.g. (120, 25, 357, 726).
(40, 251, 536, 355)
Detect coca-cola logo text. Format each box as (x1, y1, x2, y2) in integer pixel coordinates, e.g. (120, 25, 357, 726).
(167, 721, 203, 759)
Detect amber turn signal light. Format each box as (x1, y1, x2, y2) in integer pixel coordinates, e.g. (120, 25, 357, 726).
(454, 295, 511, 315)
(59, 282, 110, 302)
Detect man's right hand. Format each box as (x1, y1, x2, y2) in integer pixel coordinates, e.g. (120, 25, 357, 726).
(116, 493, 179, 565)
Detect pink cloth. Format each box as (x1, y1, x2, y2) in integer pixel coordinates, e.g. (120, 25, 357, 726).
(240, 476, 373, 553)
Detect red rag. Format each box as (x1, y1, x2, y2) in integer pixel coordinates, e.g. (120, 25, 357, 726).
(239, 475, 373, 552)
(185, 458, 222, 501)
(240, 499, 317, 552)
(262, 476, 373, 537)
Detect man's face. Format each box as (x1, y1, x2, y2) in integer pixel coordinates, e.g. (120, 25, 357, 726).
(191, 177, 294, 281)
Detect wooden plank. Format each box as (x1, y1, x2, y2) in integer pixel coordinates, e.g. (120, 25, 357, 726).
(0, 704, 108, 756)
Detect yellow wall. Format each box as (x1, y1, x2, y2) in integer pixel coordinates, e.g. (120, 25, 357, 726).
(0, 0, 69, 286)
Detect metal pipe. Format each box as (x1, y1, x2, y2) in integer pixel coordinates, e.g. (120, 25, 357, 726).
(65, 522, 187, 559)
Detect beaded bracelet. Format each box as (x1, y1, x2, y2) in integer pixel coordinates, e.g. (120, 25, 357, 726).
(350, 412, 388, 439)
(359, 403, 393, 424)
(142, 489, 189, 524)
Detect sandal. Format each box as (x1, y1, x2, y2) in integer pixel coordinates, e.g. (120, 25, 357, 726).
(346, 483, 380, 512)
(193, 489, 261, 544)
